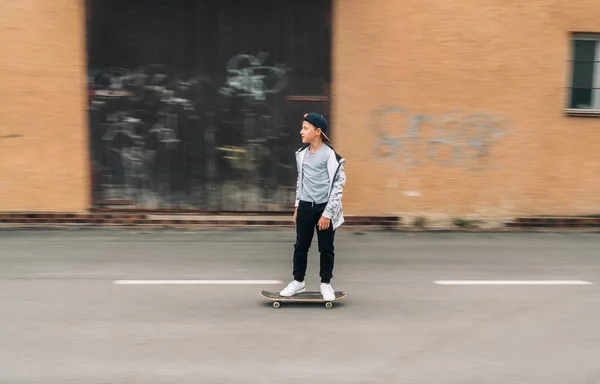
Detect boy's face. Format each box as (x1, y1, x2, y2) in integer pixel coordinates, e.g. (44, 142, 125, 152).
(300, 121, 321, 144)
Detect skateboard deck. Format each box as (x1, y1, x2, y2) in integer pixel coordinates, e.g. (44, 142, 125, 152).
(259, 290, 346, 308)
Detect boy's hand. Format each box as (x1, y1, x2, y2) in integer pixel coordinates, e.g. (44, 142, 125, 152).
(318, 216, 331, 230)
(293, 207, 298, 224)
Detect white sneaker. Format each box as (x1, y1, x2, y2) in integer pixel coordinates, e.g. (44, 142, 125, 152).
(279, 280, 306, 297)
(320, 283, 335, 301)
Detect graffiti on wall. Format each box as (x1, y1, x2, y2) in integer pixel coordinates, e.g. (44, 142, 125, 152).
(219, 53, 289, 101)
(88, 55, 298, 210)
(372, 106, 511, 173)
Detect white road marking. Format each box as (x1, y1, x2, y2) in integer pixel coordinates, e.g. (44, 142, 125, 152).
(434, 280, 594, 285)
(114, 280, 283, 285)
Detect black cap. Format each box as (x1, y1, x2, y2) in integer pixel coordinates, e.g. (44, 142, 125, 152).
(303, 112, 330, 142)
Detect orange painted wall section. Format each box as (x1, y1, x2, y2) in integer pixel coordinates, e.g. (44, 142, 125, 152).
(0, 0, 90, 212)
(332, 0, 600, 220)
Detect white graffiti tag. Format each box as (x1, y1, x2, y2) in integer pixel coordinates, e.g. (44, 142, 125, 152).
(219, 53, 288, 101)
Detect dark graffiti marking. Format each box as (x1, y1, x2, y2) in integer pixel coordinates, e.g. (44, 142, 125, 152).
(88, 60, 295, 210)
(0, 134, 24, 141)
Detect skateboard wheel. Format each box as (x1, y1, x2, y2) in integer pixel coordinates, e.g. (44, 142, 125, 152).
(325, 302, 333, 309)
(273, 301, 281, 309)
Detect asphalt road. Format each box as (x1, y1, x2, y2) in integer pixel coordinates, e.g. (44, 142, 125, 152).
(1, 229, 599, 383)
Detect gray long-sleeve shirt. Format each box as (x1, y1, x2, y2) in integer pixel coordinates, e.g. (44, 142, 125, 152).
(299, 144, 332, 204)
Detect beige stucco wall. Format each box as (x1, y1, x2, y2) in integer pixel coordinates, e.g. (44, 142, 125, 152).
(333, 0, 600, 221)
(0, 0, 89, 212)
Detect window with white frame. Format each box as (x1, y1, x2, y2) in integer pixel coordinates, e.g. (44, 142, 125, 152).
(568, 33, 600, 112)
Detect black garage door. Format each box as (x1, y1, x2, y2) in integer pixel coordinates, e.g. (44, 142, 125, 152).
(85, 0, 332, 211)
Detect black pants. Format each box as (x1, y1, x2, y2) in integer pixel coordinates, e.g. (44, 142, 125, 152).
(293, 200, 335, 284)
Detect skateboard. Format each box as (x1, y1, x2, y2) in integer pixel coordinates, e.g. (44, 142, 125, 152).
(259, 290, 346, 309)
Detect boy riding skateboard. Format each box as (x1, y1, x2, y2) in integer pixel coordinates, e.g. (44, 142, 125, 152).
(279, 112, 347, 301)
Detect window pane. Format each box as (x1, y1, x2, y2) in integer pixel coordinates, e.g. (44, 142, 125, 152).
(594, 89, 600, 110)
(570, 88, 593, 109)
(571, 62, 595, 88)
(573, 39, 597, 61)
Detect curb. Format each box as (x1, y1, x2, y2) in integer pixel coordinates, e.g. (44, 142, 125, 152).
(1, 213, 600, 232)
(0, 213, 400, 230)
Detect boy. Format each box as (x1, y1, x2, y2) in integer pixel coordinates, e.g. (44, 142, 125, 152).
(279, 112, 347, 301)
